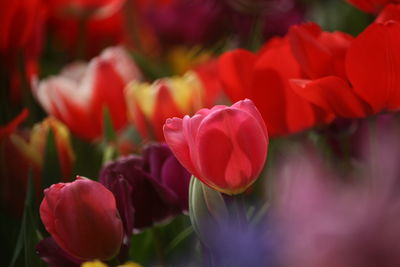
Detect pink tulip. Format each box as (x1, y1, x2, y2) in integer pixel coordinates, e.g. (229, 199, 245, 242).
(163, 99, 268, 195)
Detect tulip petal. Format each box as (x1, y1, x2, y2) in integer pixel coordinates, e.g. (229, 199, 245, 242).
(290, 77, 370, 118)
(161, 155, 191, 211)
(107, 177, 135, 237)
(255, 37, 321, 136)
(164, 117, 199, 178)
(232, 99, 268, 138)
(218, 49, 257, 102)
(289, 23, 332, 79)
(346, 21, 400, 113)
(196, 108, 268, 194)
(376, 4, 400, 23)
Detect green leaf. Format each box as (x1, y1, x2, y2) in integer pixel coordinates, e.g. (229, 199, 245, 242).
(41, 128, 62, 189)
(102, 107, 117, 143)
(9, 173, 44, 267)
(165, 226, 193, 254)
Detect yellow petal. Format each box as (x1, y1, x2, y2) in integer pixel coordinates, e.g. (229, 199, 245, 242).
(117, 261, 143, 267)
(81, 260, 108, 267)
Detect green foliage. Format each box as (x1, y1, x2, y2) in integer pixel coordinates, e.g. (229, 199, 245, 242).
(9, 174, 43, 267)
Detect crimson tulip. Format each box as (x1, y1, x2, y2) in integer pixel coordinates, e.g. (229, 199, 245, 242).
(287, 23, 371, 118)
(218, 37, 333, 137)
(163, 99, 268, 195)
(40, 177, 123, 260)
(34, 46, 141, 141)
(346, 0, 400, 13)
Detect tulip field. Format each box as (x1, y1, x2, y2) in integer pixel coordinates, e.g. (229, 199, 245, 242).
(2, 0, 400, 266)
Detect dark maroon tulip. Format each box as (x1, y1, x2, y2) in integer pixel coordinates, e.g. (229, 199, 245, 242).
(40, 177, 124, 260)
(100, 143, 191, 230)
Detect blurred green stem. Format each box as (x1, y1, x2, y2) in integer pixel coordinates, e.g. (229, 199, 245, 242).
(152, 228, 165, 265)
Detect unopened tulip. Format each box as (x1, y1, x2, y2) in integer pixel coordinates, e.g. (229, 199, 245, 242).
(163, 99, 268, 195)
(125, 72, 203, 140)
(40, 177, 123, 260)
(35, 46, 141, 141)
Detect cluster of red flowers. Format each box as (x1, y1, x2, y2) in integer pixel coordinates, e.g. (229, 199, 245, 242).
(3, 0, 400, 266)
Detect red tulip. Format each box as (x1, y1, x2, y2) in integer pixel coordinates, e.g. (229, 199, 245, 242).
(346, 0, 400, 13)
(40, 177, 123, 260)
(218, 37, 333, 137)
(287, 23, 371, 118)
(163, 99, 268, 195)
(289, 21, 400, 117)
(34, 46, 141, 141)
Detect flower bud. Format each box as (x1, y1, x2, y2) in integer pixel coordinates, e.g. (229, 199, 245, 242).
(163, 99, 268, 195)
(40, 177, 123, 260)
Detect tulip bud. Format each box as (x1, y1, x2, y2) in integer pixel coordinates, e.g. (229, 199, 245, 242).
(34, 46, 142, 141)
(40, 177, 124, 260)
(125, 72, 203, 140)
(163, 99, 269, 195)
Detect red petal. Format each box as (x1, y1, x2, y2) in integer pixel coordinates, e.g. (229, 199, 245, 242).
(163, 117, 199, 178)
(346, 21, 400, 113)
(218, 49, 257, 102)
(290, 77, 370, 118)
(376, 3, 400, 23)
(289, 23, 332, 79)
(196, 108, 268, 194)
(0, 108, 28, 140)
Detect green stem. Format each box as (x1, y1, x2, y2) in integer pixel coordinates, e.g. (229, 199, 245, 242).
(152, 228, 165, 265)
